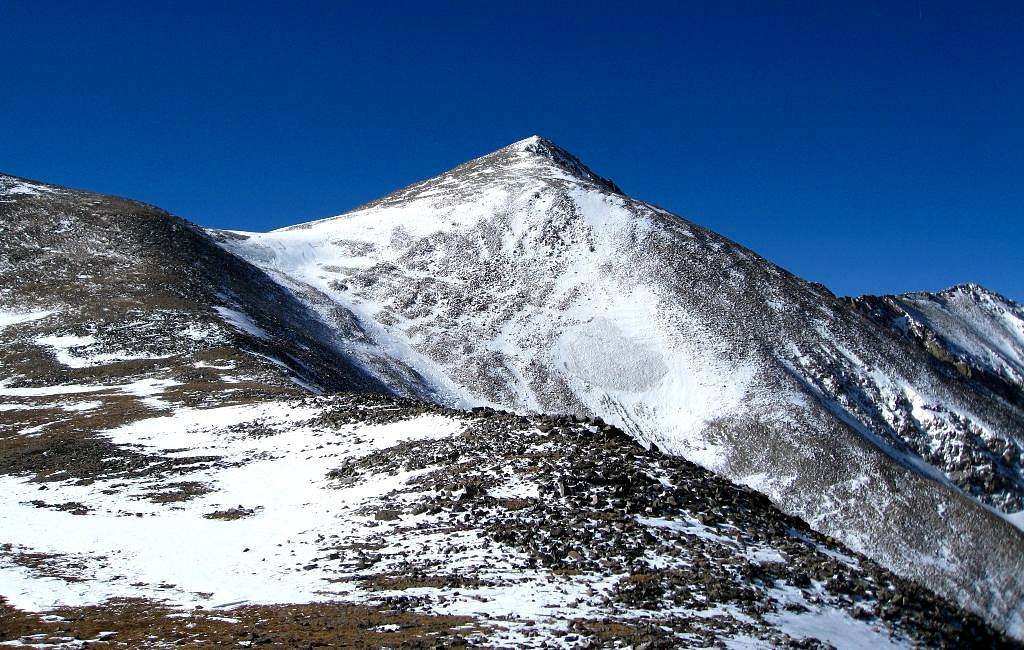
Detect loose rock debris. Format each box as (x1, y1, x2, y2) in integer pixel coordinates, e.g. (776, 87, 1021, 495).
(1, 394, 1015, 648)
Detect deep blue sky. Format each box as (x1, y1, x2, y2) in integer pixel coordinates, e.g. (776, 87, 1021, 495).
(2, 2, 1022, 300)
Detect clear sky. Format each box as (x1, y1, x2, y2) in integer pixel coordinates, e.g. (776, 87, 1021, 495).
(2, 1, 1022, 300)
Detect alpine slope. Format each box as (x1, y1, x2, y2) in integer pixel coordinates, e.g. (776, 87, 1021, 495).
(213, 136, 1024, 638)
(4, 169, 1009, 647)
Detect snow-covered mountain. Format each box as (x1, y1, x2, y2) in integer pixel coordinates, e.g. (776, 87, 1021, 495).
(213, 136, 1024, 637)
(6, 171, 1015, 646)
(849, 283, 1024, 409)
(3, 143, 1023, 644)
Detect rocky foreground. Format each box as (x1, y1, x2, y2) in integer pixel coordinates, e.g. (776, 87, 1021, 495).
(1, 391, 1015, 648)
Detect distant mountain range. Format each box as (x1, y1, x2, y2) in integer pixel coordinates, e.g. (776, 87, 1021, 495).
(1, 138, 1021, 646)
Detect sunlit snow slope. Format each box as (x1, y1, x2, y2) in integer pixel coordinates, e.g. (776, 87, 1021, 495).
(214, 136, 1024, 637)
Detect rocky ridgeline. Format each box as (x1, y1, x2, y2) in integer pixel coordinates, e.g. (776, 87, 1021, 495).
(305, 396, 1014, 648)
(0, 390, 1017, 647)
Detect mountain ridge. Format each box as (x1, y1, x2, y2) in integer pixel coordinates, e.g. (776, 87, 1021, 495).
(215, 137, 1024, 637)
(5, 169, 1020, 647)
(3, 144, 1024, 642)
(846, 282, 1024, 411)
(274, 135, 622, 233)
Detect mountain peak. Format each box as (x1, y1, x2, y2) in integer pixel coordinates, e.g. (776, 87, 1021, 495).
(498, 135, 623, 194)
(507, 134, 562, 156)
(935, 282, 1018, 306)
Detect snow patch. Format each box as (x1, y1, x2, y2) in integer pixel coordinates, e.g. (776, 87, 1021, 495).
(214, 306, 270, 341)
(0, 309, 57, 330)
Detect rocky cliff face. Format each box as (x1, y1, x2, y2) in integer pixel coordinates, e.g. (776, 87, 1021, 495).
(845, 285, 1024, 516)
(847, 283, 1024, 410)
(213, 136, 1024, 637)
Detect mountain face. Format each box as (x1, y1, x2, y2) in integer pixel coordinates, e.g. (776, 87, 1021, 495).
(848, 284, 1024, 411)
(0, 172, 386, 404)
(2, 144, 1023, 645)
(6, 174, 1016, 647)
(211, 136, 1024, 637)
